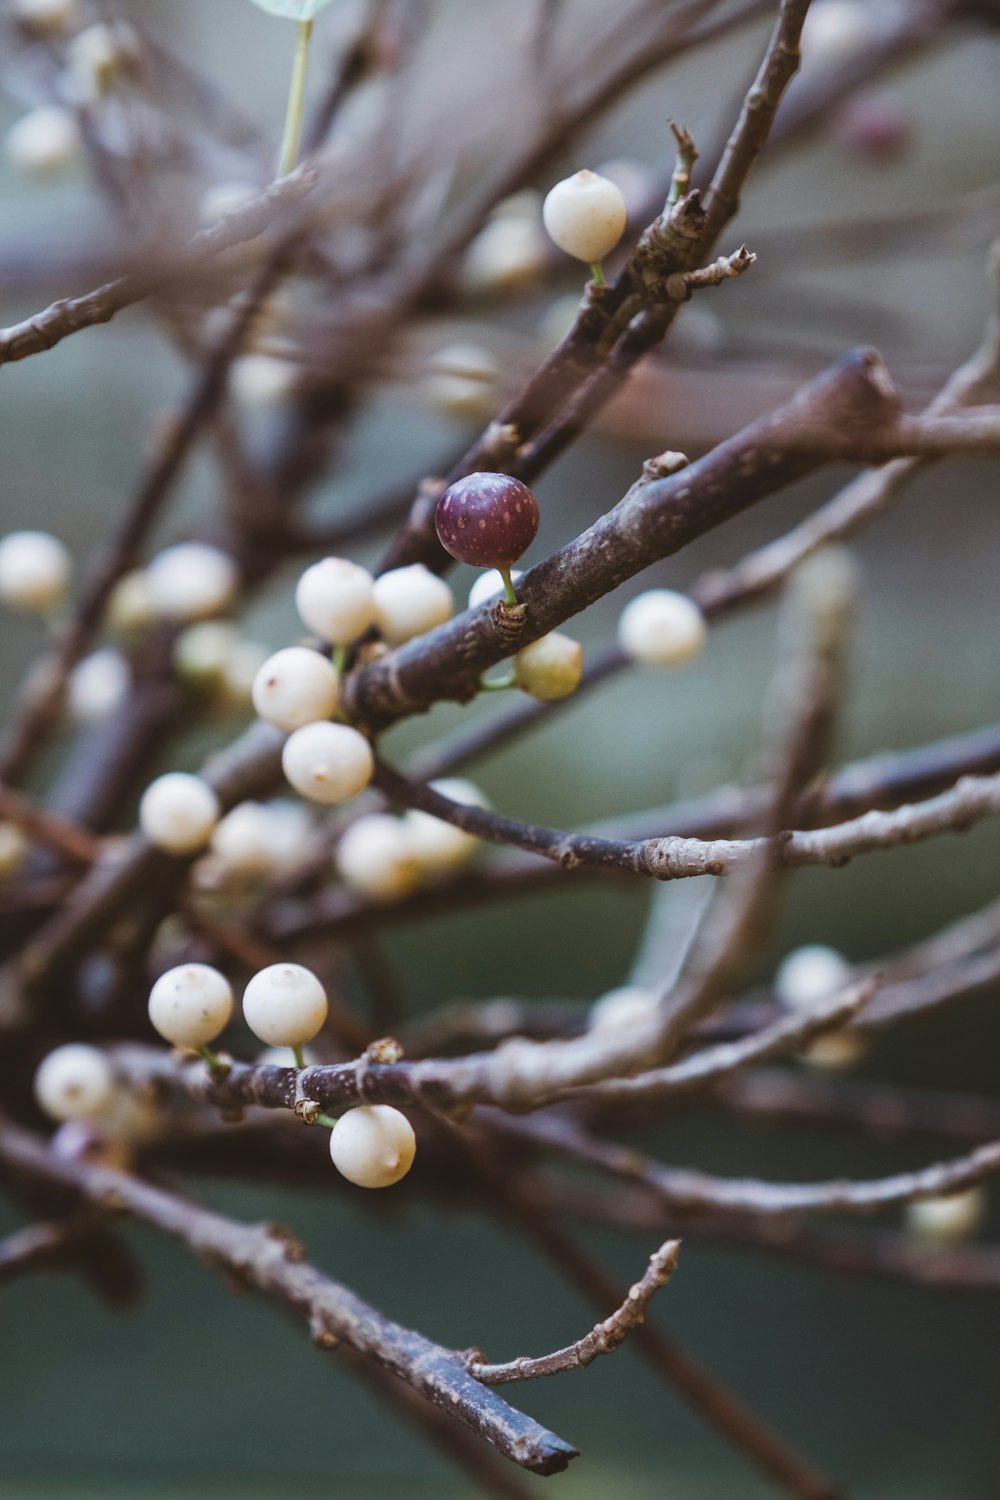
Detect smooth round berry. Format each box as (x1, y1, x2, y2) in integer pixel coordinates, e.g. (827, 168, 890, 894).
(372, 565, 453, 646)
(251, 647, 340, 732)
(210, 800, 316, 882)
(514, 632, 583, 700)
(774, 945, 852, 1011)
(801, 1031, 866, 1071)
(588, 986, 657, 1034)
(906, 1188, 985, 1245)
(337, 814, 421, 903)
(542, 170, 627, 264)
(403, 779, 485, 876)
(329, 1105, 416, 1189)
(13, 0, 81, 33)
(148, 963, 233, 1049)
(295, 557, 376, 646)
(139, 772, 221, 855)
(801, 0, 873, 67)
(462, 215, 547, 295)
(281, 721, 373, 805)
(67, 648, 130, 725)
(5, 106, 80, 176)
(242, 963, 328, 1048)
(468, 569, 524, 611)
(34, 1044, 114, 1123)
(0, 530, 72, 613)
(107, 569, 155, 634)
(146, 542, 238, 621)
(617, 590, 707, 667)
(436, 473, 539, 570)
(0, 822, 28, 883)
(173, 621, 241, 693)
(230, 354, 297, 409)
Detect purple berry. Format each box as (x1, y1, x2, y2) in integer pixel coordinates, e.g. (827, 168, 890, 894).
(435, 472, 540, 570)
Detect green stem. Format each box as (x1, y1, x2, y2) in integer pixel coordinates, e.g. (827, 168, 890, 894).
(498, 564, 519, 608)
(314, 1112, 340, 1130)
(333, 644, 349, 677)
(277, 19, 313, 178)
(589, 260, 606, 286)
(292, 1045, 306, 1069)
(479, 671, 516, 693)
(198, 1045, 226, 1075)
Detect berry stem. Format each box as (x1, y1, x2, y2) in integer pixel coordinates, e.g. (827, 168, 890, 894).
(277, 19, 313, 178)
(589, 260, 606, 286)
(479, 670, 516, 693)
(314, 1112, 340, 1130)
(292, 1044, 306, 1070)
(498, 565, 519, 608)
(333, 644, 349, 677)
(198, 1045, 227, 1076)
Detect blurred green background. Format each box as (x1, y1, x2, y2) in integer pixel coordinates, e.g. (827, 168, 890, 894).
(2, 1, 1000, 1496)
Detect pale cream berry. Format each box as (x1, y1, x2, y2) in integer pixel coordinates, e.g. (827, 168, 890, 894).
(775, 945, 852, 1011)
(252, 647, 340, 732)
(282, 722, 373, 805)
(0, 530, 72, 613)
(107, 569, 155, 633)
(514, 631, 583, 700)
(295, 557, 376, 646)
(373, 565, 453, 646)
(139, 772, 221, 855)
(421, 344, 498, 420)
(0, 822, 28, 883)
(462, 216, 548, 295)
(12, 0, 81, 33)
(230, 354, 297, 409)
(34, 1044, 114, 1123)
(588, 985, 657, 1034)
(801, 0, 873, 67)
(173, 621, 241, 692)
(403, 779, 485, 876)
(801, 1031, 866, 1071)
(243, 962, 328, 1048)
(336, 815, 421, 903)
(67, 648, 130, 724)
(147, 543, 238, 622)
(210, 799, 316, 881)
(148, 963, 233, 1049)
(618, 590, 707, 667)
(200, 180, 259, 226)
(468, 569, 523, 610)
(329, 1105, 416, 1189)
(542, 170, 627, 264)
(906, 1188, 985, 1245)
(5, 106, 81, 176)
(66, 23, 137, 103)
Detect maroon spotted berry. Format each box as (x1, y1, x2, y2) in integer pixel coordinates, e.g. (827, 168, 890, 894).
(435, 473, 539, 571)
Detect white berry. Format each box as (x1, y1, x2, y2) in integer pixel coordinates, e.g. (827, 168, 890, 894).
(147, 543, 238, 621)
(13, 0, 80, 32)
(295, 557, 376, 646)
(906, 1188, 985, 1245)
(588, 985, 657, 1033)
(329, 1105, 416, 1189)
(0, 530, 72, 613)
(282, 721, 373, 805)
(107, 569, 155, 633)
(775, 945, 852, 1011)
(230, 354, 297, 409)
(67, 648, 130, 725)
(210, 799, 316, 881)
(34, 1044, 114, 1123)
(337, 815, 421, 903)
(618, 590, 707, 667)
(0, 822, 28, 883)
(5, 107, 80, 177)
(148, 963, 233, 1049)
(139, 772, 221, 855)
(173, 621, 241, 692)
(542, 170, 627, 264)
(252, 647, 340, 732)
(468, 569, 523, 610)
(373, 565, 453, 646)
(403, 778, 485, 875)
(462, 216, 548, 295)
(243, 963, 328, 1048)
(801, 1, 873, 67)
(514, 631, 583, 700)
(67, 23, 136, 104)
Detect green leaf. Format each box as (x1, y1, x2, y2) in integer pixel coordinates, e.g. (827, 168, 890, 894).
(248, 0, 337, 19)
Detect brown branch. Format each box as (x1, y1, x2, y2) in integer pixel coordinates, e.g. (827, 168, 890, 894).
(0, 783, 99, 867)
(0, 1116, 577, 1476)
(467, 1238, 681, 1385)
